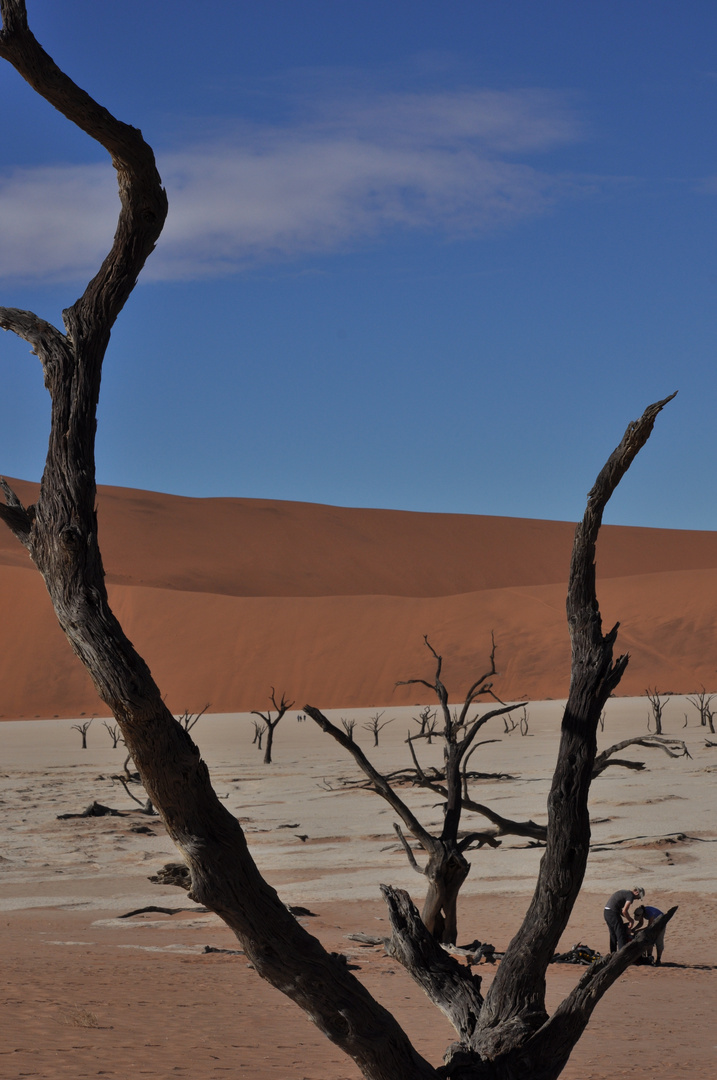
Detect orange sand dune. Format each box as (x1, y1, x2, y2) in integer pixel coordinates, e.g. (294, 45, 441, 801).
(1, 478, 716, 717)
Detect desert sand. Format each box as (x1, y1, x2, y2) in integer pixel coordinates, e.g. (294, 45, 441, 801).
(1, 697, 715, 1079)
(2, 477, 717, 718)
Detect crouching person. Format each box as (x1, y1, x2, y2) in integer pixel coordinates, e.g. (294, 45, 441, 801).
(633, 904, 666, 966)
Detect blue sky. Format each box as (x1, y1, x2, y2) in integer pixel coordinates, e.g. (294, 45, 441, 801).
(0, 1, 715, 529)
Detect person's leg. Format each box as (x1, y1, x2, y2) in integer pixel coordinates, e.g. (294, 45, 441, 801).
(614, 916, 630, 950)
(654, 927, 665, 965)
(605, 909, 621, 952)
(604, 910, 613, 951)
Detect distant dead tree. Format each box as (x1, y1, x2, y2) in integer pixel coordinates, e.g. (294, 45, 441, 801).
(306, 636, 527, 943)
(363, 711, 395, 747)
(102, 720, 123, 748)
(70, 718, 93, 749)
(412, 705, 438, 744)
(503, 707, 530, 735)
(645, 686, 667, 734)
(0, 10, 676, 1078)
(341, 717, 357, 742)
(686, 689, 716, 734)
(176, 704, 209, 732)
(251, 719, 266, 750)
(251, 689, 294, 764)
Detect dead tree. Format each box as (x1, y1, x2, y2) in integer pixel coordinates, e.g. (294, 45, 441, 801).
(0, 9, 677, 1078)
(70, 718, 92, 749)
(503, 707, 529, 735)
(645, 686, 667, 734)
(686, 688, 716, 734)
(306, 638, 526, 943)
(412, 705, 438, 744)
(251, 719, 265, 749)
(341, 717, 357, 741)
(251, 688, 293, 764)
(176, 704, 209, 732)
(363, 710, 395, 747)
(102, 720, 123, 748)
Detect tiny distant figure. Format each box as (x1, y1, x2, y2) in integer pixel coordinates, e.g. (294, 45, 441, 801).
(604, 886, 645, 952)
(633, 904, 665, 965)
(297, 713, 305, 723)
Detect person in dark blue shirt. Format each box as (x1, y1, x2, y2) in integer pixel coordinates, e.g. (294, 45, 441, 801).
(633, 903, 665, 965)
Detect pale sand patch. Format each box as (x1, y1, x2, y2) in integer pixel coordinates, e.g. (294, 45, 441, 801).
(1, 697, 715, 1078)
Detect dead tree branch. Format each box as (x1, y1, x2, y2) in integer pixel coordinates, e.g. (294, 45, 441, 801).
(593, 735, 691, 776)
(177, 705, 210, 732)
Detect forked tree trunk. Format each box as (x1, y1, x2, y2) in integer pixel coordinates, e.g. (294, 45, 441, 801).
(0, 7, 677, 1080)
(421, 846, 470, 944)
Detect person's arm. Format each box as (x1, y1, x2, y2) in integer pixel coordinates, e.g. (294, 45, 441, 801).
(621, 899, 634, 926)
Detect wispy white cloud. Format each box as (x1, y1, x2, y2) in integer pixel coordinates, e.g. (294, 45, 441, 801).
(0, 162, 117, 283)
(0, 88, 587, 284)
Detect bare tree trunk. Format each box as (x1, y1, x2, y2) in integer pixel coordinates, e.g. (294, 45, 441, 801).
(0, 9, 435, 1079)
(263, 723, 275, 765)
